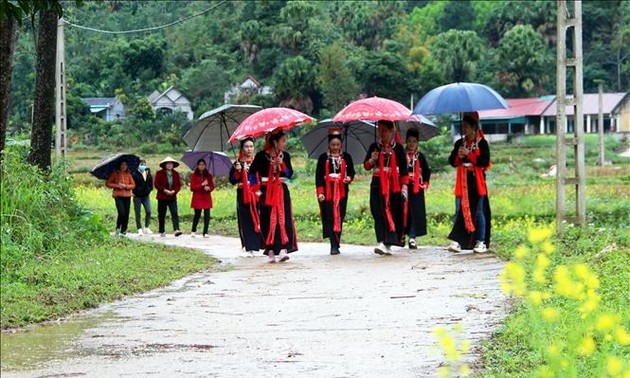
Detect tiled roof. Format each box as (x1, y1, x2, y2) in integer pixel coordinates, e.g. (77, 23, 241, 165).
(479, 98, 553, 119)
(541, 93, 627, 116)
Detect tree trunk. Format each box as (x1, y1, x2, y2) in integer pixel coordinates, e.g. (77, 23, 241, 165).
(28, 10, 58, 171)
(0, 16, 18, 161)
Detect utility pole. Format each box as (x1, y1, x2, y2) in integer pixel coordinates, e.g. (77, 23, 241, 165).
(598, 83, 605, 166)
(556, 0, 586, 233)
(55, 18, 67, 159)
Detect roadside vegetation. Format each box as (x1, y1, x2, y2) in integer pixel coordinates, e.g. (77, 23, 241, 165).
(0, 146, 216, 329)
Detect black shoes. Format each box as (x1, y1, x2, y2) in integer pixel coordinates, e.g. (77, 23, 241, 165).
(408, 238, 417, 250)
(330, 247, 340, 255)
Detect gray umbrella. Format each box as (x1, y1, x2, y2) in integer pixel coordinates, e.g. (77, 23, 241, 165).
(300, 119, 376, 163)
(396, 114, 440, 141)
(183, 104, 262, 152)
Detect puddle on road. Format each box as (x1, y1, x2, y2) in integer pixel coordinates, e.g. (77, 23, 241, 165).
(0, 312, 117, 372)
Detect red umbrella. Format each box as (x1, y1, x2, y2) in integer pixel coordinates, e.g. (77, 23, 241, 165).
(333, 96, 416, 123)
(229, 107, 314, 142)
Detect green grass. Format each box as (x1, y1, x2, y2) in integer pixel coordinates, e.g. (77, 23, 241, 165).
(1, 240, 215, 328)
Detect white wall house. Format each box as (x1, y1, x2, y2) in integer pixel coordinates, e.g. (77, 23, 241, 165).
(148, 86, 194, 120)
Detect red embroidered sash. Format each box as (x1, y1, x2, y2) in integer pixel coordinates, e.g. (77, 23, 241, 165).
(238, 159, 261, 233)
(454, 134, 490, 233)
(324, 155, 347, 233)
(264, 153, 288, 245)
(378, 145, 400, 232)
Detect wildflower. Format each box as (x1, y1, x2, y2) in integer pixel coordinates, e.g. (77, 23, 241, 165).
(577, 334, 596, 356)
(528, 291, 544, 306)
(515, 245, 529, 260)
(459, 363, 471, 377)
(460, 340, 471, 354)
(579, 295, 600, 315)
(528, 227, 553, 244)
(596, 313, 618, 333)
(542, 241, 555, 255)
(547, 343, 561, 358)
(607, 355, 623, 376)
(501, 262, 527, 296)
(542, 307, 560, 322)
(437, 366, 449, 378)
(614, 327, 630, 345)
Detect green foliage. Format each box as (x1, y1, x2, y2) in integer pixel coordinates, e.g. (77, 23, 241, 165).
(438, 0, 475, 33)
(318, 42, 359, 113)
(431, 29, 485, 82)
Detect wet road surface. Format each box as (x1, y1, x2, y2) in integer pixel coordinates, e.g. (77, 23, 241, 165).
(1, 235, 507, 378)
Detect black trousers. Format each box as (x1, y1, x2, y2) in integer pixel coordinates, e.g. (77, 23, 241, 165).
(158, 199, 180, 233)
(192, 208, 210, 234)
(114, 197, 131, 233)
(133, 195, 151, 230)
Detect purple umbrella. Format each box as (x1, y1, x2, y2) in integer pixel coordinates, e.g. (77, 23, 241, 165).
(181, 151, 232, 177)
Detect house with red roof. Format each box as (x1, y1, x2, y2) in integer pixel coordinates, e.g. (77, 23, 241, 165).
(472, 92, 628, 139)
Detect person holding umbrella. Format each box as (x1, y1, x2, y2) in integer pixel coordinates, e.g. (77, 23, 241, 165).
(315, 128, 355, 255)
(106, 160, 136, 236)
(229, 137, 263, 256)
(249, 129, 298, 263)
(189, 159, 215, 238)
(154, 157, 183, 237)
(364, 120, 409, 255)
(131, 159, 153, 236)
(447, 112, 491, 253)
(404, 128, 431, 250)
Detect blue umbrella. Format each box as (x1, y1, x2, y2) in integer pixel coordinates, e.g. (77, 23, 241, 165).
(90, 153, 140, 180)
(413, 82, 509, 115)
(181, 151, 232, 177)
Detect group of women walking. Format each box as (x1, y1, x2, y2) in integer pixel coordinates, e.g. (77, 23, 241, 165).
(106, 112, 491, 260)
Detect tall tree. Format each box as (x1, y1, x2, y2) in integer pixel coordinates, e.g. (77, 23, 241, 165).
(318, 42, 359, 113)
(438, 0, 474, 33)
(497, 24, 550, 97)
(273, 56, 317, 113)
(28, 9, 59, 171)
(431, 29, 484, 83)
(0, 14, 17, 159)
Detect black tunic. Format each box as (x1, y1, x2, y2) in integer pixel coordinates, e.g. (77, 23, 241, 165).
(229, 161, 263, 252)
(405, 151, 431, 238)
(447, 138, 492, 249)
(249, 150, 298, 255)
(364, 142, 409, 247)
(315, 152, 356, 248)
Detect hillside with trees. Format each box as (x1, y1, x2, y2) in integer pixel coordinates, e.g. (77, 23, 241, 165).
(5, 0, 629, 149)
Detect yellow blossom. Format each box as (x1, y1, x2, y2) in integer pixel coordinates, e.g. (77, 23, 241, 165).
(547, 343, 560, 358)
(536, 253, 551, 269)
(502, 262, 527, 296)
(553, 265, 575, 298)
(515, 245, 529, 260)
(607, 356, 623, 376)
(614, 327, 630, 345)
(533, 268, 547, 285)
(542, 307, 560, 322)
(577, 335, 596, 356)
(542, 241, 555, 255)
(596, 314, 618, 333)
(579, 296, 600, 315)
(622, 369, 630, 378)
(459, 364, 471, 376)
(528, 227, 553, 244)
(437, 366, 449, 378)
(460, 340, 471, 354)
(529, 291, 544, 306)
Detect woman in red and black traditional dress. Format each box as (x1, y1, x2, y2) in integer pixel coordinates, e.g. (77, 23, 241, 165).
(404, 128, 431, 250)
(315, 128, 356, 255)
(447, 112, 491, 253)
(364, 120, 409, 255)
(229, 137, 262, 257)
(249, 130, 298, 263)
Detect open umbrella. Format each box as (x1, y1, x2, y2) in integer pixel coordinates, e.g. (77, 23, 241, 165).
(183, 104, 262, 152)
(397, 114, 440, 142)
(412, 82, 509, 115)
(229, 107, 314, 142)
(181, 151, 233, 177)
(90, 153, 140, 180)
(332, 96, 415, 123)
(300, 119, 376, 161)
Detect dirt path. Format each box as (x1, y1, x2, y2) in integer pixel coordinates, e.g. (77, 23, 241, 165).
(1, 235, 507, 378)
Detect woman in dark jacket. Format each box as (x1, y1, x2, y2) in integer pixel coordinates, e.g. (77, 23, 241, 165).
(131, 159, 153, 235)
(249, 130, 298, 263)
(363, 120, 409, 255)
(154, 156, 183, 237)
(315, 128, 355, 255)
(447, 112, 491, 253)
(189, 159, 214, 238)
(229, 137, 262, 256)
(404, 128, 431, 250)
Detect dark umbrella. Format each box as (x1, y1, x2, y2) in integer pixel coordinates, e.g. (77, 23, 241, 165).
(412, 82, 509, 115)
(183, 104, 262, 152)
(397, 114, 440, 142)
(300, 119, 376, 162)
(90, 154, 140, 180)
(181, 151, 233, 177)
